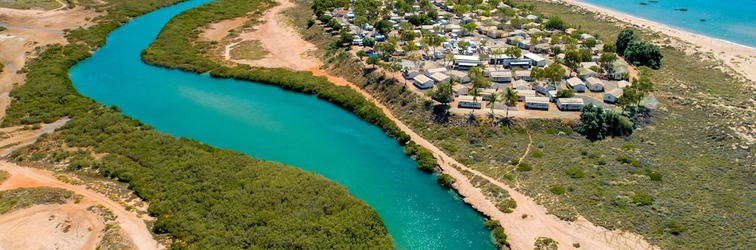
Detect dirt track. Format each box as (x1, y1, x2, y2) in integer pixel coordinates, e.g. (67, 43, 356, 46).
(213, 0, 656, 249)
(0, 162, 161, 250)
(0, 203, 105, 250)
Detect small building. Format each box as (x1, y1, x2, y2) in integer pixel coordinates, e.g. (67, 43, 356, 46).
(546, 90, 558, 102)
(566, 77, 586, 92)
(453, 55, 483, 70)
(452, 84, 469, 96)
(512, 79, 531, 90)
(507, 60, 531, 69)
(531, 43, 551, 54)
(424, 67, 447, 77)
(604, 88, 623, 103)
(517, 39, 531, 50)
(525, 96, 550, 110)
(577, 68, 598, 80)
(413, 75, 434, 89)
(403, 70, 421, 79)
(505, 36, 521, 45)
(447, 71, 471, 83)
(430, 72, 451, 84)
(535, 84, 557, 95)
(516, 89, 537, 101)
(480, 88, 500, 100)
(353, 38, 363, 45)
(458, 95, 482, 109)
(617, 80, 631, 89)
(557, 98, 585, 111)
(514, 70, 532, 81)
(524, 53, 547, 67)
(610, 65, 629, 80)
(585, 77, 605, 92)
(580, 33, 595, 40)
(490, 71, 513, 83)
(580, 62, 599, 69)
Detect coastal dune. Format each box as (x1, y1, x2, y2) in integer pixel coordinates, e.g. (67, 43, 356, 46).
(559, 0, 756, 83)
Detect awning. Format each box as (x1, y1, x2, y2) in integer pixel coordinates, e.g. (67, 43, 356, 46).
(457, 62, 480, 67)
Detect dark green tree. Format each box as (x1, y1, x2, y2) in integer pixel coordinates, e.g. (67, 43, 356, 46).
(616, 28, 635, 56)
(624, 41, 663, 69)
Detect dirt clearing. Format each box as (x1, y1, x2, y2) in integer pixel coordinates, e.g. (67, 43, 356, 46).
(0, 203, 104, 250)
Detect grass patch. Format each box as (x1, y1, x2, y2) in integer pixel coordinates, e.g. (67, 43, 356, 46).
(0, 0, 62, 10)
(550, 186, 566, 195)
(0, 187, 78, 214)
(229, 40, 269, 60)
(0, 170, 9, 184)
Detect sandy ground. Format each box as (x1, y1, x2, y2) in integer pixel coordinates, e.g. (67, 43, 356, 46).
(0, 203, 105, 250)
(0, 5, 99, 121)
(0, 161, 162, 250)
(210, 0, 655, 249)
(560, 0, 756, 83)
(0, 118, 69, 157)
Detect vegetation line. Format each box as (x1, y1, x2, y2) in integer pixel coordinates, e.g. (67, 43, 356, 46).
(3, 0, 394, 249)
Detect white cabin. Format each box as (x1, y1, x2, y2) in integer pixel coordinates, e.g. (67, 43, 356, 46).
(585, 77, 605, 92)
(604, 88, 623, 103)
(525, 96, 550, 110)
(413, 75, 434, 89)
(557, 98, 585, 111)
(458, 95, 482, 109)
(566, 77, 585, 92)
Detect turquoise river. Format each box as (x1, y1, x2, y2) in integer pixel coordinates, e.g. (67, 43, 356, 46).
(68, 0, 495, 249)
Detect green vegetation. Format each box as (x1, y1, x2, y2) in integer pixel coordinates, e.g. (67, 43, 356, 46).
(564, 167, 584, 179)
(549, 186, 565, 195)
(0, 187, 77, 214)
(483, 220, 510, 248)
(229, 40, 269, 60)
(2, 0, 395, 249)
(0, 0, 62, 10)
(534, 237, 558, 250)
(0, 170, 8, 184)
(615, 29, 663, 69)
(631, 192, 655, 206)
(574, 104, 633, 141)
(436, 173, 455, 189)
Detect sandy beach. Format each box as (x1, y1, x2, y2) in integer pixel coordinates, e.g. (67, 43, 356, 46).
(559, 0, 756, 83)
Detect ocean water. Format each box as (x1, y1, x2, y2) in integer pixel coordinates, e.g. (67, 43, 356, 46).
(578, 0, 756, 48)
(68, 0, 495, 249)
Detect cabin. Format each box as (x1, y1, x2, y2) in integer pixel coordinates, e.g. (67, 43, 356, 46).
(604, 88, 623, 103)
(505, 36, 521, 45)
(452, 84, 469, 96)
(480, 88, 499, 100)
(585, 77, 605, 92)
(413, 75, 434, 89)
(430, 72, 451, 84)
(557, 98, 585, 111)
(403, 70, 421, 79)
(610, 65, 629, 80)
(516, 89, 536, 101)
(458, 95, 482, 109)
(580, 61, 599, 69)
(535, 84, 556, 95)
(525, 96, 550, 110)
(453, 55, 483, 70)
(531, 43, 551, 54)
(517, 39, 531, 50)
(353, 38, 363, 45)
(523, 53, 547, 67)
(617, 80, 631, 89)
(514, 70, 532, 81)
(489, 71, 513, 83)
(577, 68, 598, 80)
(507, 60, 531, 69)
(546, 90, 558, 102)
(424, 67, 447, 77)
(566, 77, 585, 92)
(447, 71, 471, 83)
(512, 79, 531, 90)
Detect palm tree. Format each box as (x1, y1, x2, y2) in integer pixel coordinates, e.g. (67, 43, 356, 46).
(470, 87, 480, 114)
(487, 92, 499, 120)
(500, 87, 518, 121)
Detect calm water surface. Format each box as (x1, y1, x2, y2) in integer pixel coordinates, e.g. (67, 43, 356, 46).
(69, 0, 495, 249)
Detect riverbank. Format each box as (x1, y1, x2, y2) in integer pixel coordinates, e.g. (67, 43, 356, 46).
(559, 0, 756, 83)
(204, 0, 657, 248)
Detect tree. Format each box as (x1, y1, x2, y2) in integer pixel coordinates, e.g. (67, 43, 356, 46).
(599, 52, 617, 74)
(491, 48, 504, 70)
(356, 50, 367, 61)
(563, 49, 582, 72)
(556, 89, 576, 98)
(354, 16, 369, 33)
(582, 38, 597, 49)
(616, 85, 639, 112)
(436, 174, 455, 189)
(433, 83, 454, 105)
(402, 42, 420, 54)
(616, 28, 635, 56)
(374, 20, 393, 35)
(534, 237, 559, 250)
(409, 52, 423, 69)
(574, 104, 633, 141)
(470, 87, 480, 113)
(386, 60, 402, 80)
(544, 16, 567, 30)
(362, 37, 375, 47)
(367, 56, 380, 68)
(550, 46, 563, 56)
(338, 30, 354, 47)
(461, 22, 477, 36)
(487, 92, 499, 118)
(603, 43, 617, 53)
(398, 21, 413, 31)
(422, 34, 444, 55)
(510, 17, 522, 29)
(504, 46, 522, 59)
(400, 29, 416, 43)
(500, 87, 518, 120)
(624, 41, 663, 69)
(443, 52, 454, 67)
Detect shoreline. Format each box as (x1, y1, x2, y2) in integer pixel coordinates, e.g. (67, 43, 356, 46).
(558, 0, 756, 83)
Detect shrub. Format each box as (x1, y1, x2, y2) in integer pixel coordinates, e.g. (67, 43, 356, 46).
(516, 162, 532, 172)
(667, 220, 685, 235)
(644, 169, 663, 181)
(436, 174, 455, 189)
(483, 220, 509, 248)
(550, 186, 566, 195)
(616, 155, 644, 168)
(531, 150, 544, 158)
(632, 192, 654, 206)
(621, 144, 636, 150)
(565, 167, 585, 179)
(534, 237, 558, 250)
(573, 243, 581, 248)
